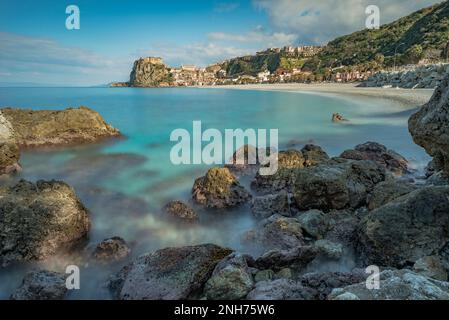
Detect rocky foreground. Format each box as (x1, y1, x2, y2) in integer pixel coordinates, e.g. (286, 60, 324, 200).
(0, 106, 121, 176)
(2, 76, 449, 300)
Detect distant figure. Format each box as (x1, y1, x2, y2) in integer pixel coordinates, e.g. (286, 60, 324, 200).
(332, 113, 349, 123)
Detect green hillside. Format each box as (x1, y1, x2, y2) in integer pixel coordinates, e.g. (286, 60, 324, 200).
(303, 1, 449, 73)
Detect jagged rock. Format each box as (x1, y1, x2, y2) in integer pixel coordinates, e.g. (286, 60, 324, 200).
(301, 144, 329, 167)
(425, 159, 440, 178)
(413, 256, 448, 281)
(247, 279, 316, 300)
(250, 146, 330, 195)
(204, 253, 254, 300)
(244, 215, 304, 251)
(298, 270, 366, 300)
(294, 158, 386, 212)
(0, 180, 90, 267)
(296, 209, 327, 239)
(358, 186, 449, 267)
(163, 200, 198, 222)
(332, 113, 349, 123)
(0, 141, 21, 175)
(329, 270, 449, 300)
(92, 237, 131, 262)
(426, 171, 449, 186)
(255, 246, 318, 272)
(0, 106, 120, 147)
(324, 210, 359, 249)
(250, 191, 291, 219)
(274, 268, 293, 280)
(367, 180, 418, 210)
(109, 244, 232, 300)
(340, 142, 408, 175)
(255, 270, 275, 282)
(129, 57, 173, 87)
(10, 270, 67, 300)
(225, 144, 260, 176)
(251, 150, 305, 194)
(409, 74, 449, 178)
(314, 240, 343, 260)
(192, 167, 251, 209)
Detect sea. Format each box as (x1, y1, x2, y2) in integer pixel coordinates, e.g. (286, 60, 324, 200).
(0, 86, 430, 299)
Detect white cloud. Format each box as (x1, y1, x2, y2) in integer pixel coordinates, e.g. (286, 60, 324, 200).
(208, 28, 298, 47)
(0, 32, 130, 85)
(135, 42, 253, 67)
(253, 0, 442, 44)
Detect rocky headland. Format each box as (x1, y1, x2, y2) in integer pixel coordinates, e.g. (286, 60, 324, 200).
(128, 57, 173, 87)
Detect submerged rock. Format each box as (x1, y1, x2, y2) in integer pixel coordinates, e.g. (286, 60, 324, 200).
(340, 142, 408, 176)
(329, 270, 449, 300)
(163, 200, 198, 222)
(10, 270, 67, 300)
(409, 74, 449, 179)
(192, 167, 251, 209)
(332, 113, 349, 123)
(92, 237, 131, 262)
(367, 180, 418, 210)
(0, 141, 21, 175)
(204, 253, 254, 300)
(0, 106, 120, 147)
(110, 244, 232, 300)
(294, 158, 386, 212)
(0, 180, 90, 267)
(358, 186, 449, 267)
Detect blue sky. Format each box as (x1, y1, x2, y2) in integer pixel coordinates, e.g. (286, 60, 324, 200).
(0, 0, 442, 86)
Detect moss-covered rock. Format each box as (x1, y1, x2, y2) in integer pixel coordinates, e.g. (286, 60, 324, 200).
(0, 106, 120, 147)
(0, 180, 90, 267)
(192, 167, 251, 209)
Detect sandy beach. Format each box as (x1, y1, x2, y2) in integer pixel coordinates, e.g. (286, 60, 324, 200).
(207, 83, 435, 108)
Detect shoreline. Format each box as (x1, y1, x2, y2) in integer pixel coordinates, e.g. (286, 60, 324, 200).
(202, 83, 435, 108)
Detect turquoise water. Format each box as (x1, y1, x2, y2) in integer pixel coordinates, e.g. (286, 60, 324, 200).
(0, 87, 429, 299)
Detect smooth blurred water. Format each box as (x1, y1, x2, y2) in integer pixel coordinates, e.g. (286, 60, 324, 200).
(0, 87, 429, 299)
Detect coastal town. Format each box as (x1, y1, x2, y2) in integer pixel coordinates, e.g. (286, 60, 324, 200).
(112, 42, 449, 89)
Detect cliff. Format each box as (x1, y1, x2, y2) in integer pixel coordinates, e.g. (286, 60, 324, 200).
(129, 57, 173, 87)
(409, 72, 449, 178)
